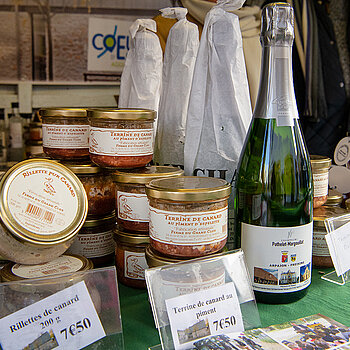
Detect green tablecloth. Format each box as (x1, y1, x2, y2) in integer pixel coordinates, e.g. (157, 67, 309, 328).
(119, 268, 350, 349)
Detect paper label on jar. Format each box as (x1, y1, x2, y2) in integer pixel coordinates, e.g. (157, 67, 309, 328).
(89, 127, 153, 156)
(117, 191, 149, 222)
(313, 172, 328, 197)
(313, 229, 330, 257)
(42, 124, 89, 149)
(124, 251, 148, 280)
(149, 206, 228, 245)
(11, 255, 84, 278)
(241, 222, 313, 293)
(7, 167, 79, 235)
(67, 231, 115, 258)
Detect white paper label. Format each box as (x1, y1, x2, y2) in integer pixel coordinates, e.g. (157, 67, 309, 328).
(68, 231, 115, 258)
(149, 206, 228, 245)
(124, 251, 148, 280)
(42, 124, 89, 149)
(241, 222, 313, 293)
(165, 282, 244, 350)
(334, 136, 350, 165)
(313, 172, 329, 197)
(325, 220, 350, 276)
(0, 281, 105, 350)
(7, 167, 79, 235)
(89, 127, 153, 156)
(11, 256, 84, 279)
(117, 191, 149, 222)
(313, 230, 330, 257)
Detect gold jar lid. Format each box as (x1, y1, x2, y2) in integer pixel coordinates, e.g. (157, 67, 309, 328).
(146, 176, 231, 201)
(145, 245, 185, 267)
(113, 166, 184, 184)
(82, 212, 116, 228)
(313, 206, 347, 229)
(114, 227, 150, 245)
(26, 140, 43, 146)
(60, 160, 102, 175)
(29, 121, 42, 127)
(0, 159, 88, 245)
(310, 155, 332, 170)
(325, 189, 343, 206)
(39, 108, 87, 117)
(87, 108, 156, 121)
(0, 254, 93, 282)
(345, 198, 350, 210)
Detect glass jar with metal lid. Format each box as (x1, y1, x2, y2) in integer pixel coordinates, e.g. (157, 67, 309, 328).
(145, 176, 231, 258)
(25, 140, 43, 158)
(324, 189, 343, 207)
(114, 228, 150, 289)
(40, 108, 89, 160)
(114, 166, 184, 233)
(67, 212, 116, 267)
(312, 206, 347, 267)
(0, 159, 88, 264)
(87, 108, 156, 169)
(310, 155, 332, 208)
(61, 160, 115, 216)
(29, 121, 42, 141)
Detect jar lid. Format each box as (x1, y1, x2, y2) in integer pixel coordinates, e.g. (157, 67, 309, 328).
(325, 189, 343, 206)
(0, 254, 93, 282)
(26, 140, 43, 146)
(60, 160, 102, 175)
(145, 176, 231, 201)
(87, 108, 156, 121)
(145, 245, 185, 267)
(310, 155, 332, 169)
(29, 121, 42, 127)
(39, 108, 87, 117)
(114, 227, 150, 245)
(83, 211, 116, 227)
(313, 206, 347, 228)
(113, 166, 184, 184)
(0, 159, 88, 245)
(345, 198, 350, 210)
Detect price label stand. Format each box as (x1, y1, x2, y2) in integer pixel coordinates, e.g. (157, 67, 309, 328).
(0, 266, 124, 349)
(322, 213, 350, 286)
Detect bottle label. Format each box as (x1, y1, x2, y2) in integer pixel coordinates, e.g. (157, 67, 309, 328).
(313, 229, 330, 257)
(241, 222, 312, 293)
(149, 206, 228, 245)
(89, 127, 153, 156)
(313, 172, 329, 197)
(68, 230, 115, 258)
(42, 124, 89, 149)
(117, 191, 149, 222)
(124, 251, 148, 280)
(9, 121, 23, 148)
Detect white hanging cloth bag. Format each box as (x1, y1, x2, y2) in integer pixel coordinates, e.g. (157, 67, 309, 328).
(154, 7, 199, 167)
(118, 19, 162, 120)
(184, 0, 252, 183)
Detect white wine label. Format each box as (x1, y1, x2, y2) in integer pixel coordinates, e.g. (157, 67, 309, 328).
(117, 191, 149, 222)
(241, 222, 313, 293)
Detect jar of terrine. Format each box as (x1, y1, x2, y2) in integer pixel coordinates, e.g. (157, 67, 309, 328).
(87, 108, 156, 169)
(61, 161, 115, 216)
(145, 176, 231, 258)
(114, 228, 150, 289)
(0, 159, 88, 264)
(40, 108, 89, 160)
(310, 155, 332, 208)
(114, 166, 184, 233)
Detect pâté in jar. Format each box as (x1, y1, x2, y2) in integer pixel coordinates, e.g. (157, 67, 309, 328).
(61, 161, 115, 216)
(114, 228, 150, 289)
(145, 176, 231, 258)
(114, 166, 184, 233)
(40, 108, 89, 160)
(0, 159, 88, 264)
(87, 108, 156, 169)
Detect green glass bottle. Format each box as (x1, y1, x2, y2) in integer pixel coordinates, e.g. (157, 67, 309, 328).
(235, 3, 313, 304)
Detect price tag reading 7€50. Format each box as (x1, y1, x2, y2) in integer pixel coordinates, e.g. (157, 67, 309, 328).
(165, 282, 244, 350)
(0, 281, 105, 350)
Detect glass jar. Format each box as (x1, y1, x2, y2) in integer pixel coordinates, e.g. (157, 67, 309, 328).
(114, 166, 184, 233)
(312, 206, 347, 267)
(29, 121, 42, 141)
(25, 140, 43, 158)
(145, 176, 231, 258)
(67, 212, 116, 267)
(324, 189, 343, 207)
(62, 161, 115, 216)
(310, 155, 332, 208)
(88, 108, 156, 169)
(114, 228, 150, 289)
(0, 159, 87, 264)
(40, 108, 89, 160)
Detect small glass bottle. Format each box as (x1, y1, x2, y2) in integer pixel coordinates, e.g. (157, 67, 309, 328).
(0, 109, 7, 162)
(8, 102, 24, 162)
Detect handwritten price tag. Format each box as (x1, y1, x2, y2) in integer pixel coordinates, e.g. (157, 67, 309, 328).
(0, 281, 105, 350)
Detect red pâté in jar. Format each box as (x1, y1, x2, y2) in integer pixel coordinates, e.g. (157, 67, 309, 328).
(87, 108, 156, 169)
(145, 176, 231, 258)
(113, 166, 184, 233)
(40, 108, 89, 160)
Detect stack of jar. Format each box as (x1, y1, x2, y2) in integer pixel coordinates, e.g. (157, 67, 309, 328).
(25, 117, 43, 158)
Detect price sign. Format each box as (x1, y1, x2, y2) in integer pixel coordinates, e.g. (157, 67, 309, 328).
(165, 282, 244, 350)
(0, 281, 105, 349)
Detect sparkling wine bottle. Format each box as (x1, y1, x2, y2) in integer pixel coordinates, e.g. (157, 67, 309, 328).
(234, 3, 313, 304)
